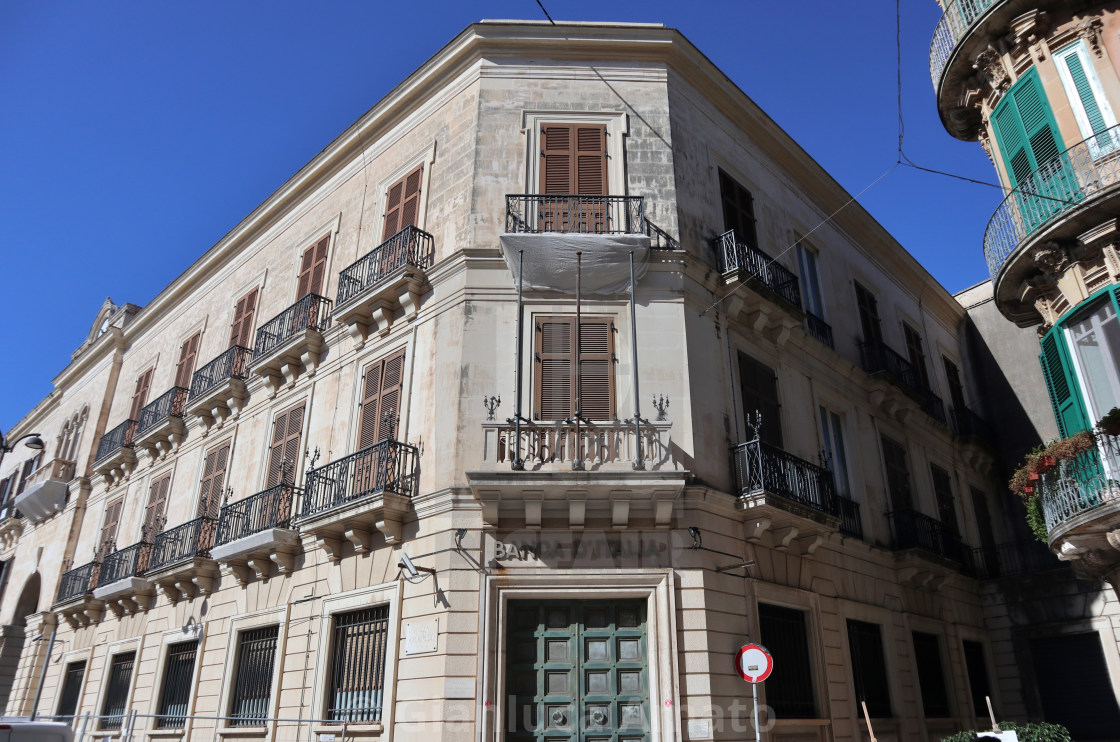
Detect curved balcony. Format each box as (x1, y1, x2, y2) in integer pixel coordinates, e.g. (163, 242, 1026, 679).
(1039, 433, 1120, 538)
(929, 0, 1000, 90)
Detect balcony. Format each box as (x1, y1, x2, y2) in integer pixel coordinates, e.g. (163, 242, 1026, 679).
(985, 125, 1120, 321)
(92, 541, 154, 615)
(210, 483, 300, 583)
(928, 0, 999, 90)
(469, 420, 685, 530)
(146, 516, 219, 601)
(334, 225, 435, 348)
(93, 419, 138, 485)
(858, 340, 948, 428)
(505, 195, 645, 235)
(804, 311, 834, 349)
(251, 293, 332, 398)
(888, 509, 968, 578)
(968, 541, 1063, 580)
(187, 345, 252, 435)
(134, 386, 189, 460)
(838, 498, 863, 540)
(299, 440, 419, 558)
(712, 230, 803, 346)
(54, 561, 104, 627)
(13, 458, 75, 523)
(732, 438, 840, 550)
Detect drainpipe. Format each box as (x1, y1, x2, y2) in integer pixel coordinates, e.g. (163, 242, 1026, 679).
(29, 621, 56, 721)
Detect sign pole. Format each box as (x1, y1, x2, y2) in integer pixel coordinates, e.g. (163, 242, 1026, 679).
(752, 681, 761, 742)
(735, 643, 773, 742)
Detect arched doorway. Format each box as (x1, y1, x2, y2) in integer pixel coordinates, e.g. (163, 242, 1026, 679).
(0, 573, 41, 712)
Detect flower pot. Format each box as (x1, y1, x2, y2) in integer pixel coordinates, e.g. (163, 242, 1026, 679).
(1041, 456, 1057, 469)
(1028, 471, 1040, 481)
(1023, 485, 1034, 494)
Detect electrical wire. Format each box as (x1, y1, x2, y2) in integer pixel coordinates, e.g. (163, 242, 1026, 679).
(535, 0, 557, 25)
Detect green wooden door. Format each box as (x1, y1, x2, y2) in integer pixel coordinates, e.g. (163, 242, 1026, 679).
(507, 600, 649, 742)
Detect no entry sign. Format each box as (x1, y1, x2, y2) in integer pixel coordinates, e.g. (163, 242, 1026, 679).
(735, 643, 773, 683)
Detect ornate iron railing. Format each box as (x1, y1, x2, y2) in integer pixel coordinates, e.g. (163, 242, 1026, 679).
(253, 293, 332, 360)
(95, 419, 138, 463)
(504, 195, 645, 234)
(968, 541, 1062, 580)
(1039, 433, 1120, 532)
(887, 509, 967, 563)
(96, 541, 152, 587)
(337, 225, 436, 307)
(920, 390, 948, 428)
(215, 483, 299, 546)
(713, 230, 802, 309)
(301, 439, 420, 519)
(951, 405, 996, 443)
(150, 516, 217, 571)
(838, 498, 863, 540)
(137, 386, 189, 435)
(928, 0, 999, 88)
(984, 124, 1120, 280)
(55, 561, 100, 603)
(805, 311, 833, 349)
(859, 339, 920, 390)
(644, 219, 680, 250)
(731, 438, 839, 517)
(190, 345, 252, 401)
(486, 420, 671, 469)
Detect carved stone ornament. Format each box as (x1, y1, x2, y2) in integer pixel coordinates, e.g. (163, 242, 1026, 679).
(973, 47, 1008, 92)
(1078, 16, 1105, 58)
(1033, 240, 1071, 277)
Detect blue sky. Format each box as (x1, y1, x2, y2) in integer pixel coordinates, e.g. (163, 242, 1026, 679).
(0, 1, 995, 430)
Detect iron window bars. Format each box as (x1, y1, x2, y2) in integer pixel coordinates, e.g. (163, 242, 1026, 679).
(55, 660, 86, 721)
(327, 606, 391, 722)
(229, 626, 279, 726)
(99, 651, 136, 730)
(157, 640, 199, 728)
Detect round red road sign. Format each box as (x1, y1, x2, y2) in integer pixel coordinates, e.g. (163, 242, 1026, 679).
(735, 643, 773, 683)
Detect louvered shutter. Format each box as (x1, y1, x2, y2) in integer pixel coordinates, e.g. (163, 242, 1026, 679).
(382, 167, 423, 241)
(855, 283, 883, 344)
(175, 332, 201, 389)
(575, 125, 607, 195)
(297, 236, 330, 298)
(1039, 328, 1091, 436)
(991, 68, 1063, 187)
(536, 318, 574, 420)
(144, 474, 171, 539)
(130, 368, 154, 420)
(1064, 52, 1109, 135)
(99, 499, 123, 559)
(357, 349, 406, 448)
(578, 319, 614, 420)
(541, 125, 575, 194)
(267, 403, 305, 487)
(229, 289, 258, 349)
(535, 317, 615, 420)
(197, 443, 230, 519)
(738, 352, 783, 447)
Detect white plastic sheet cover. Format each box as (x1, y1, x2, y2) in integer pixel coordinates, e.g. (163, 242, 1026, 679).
(499, 233, 652, 294)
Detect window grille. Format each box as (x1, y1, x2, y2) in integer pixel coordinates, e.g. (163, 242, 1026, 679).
(229, 626, 278, 726)
(846, 620, 891, 718)
(962, 640, 992, 718)
(99, 651, 136, 730)
(328, 605, 390, 722)
(56, 660, 86, 720)
(157, 640, 199, 728)
(912, 631, 951, 717)
(758, 604, 816, 718)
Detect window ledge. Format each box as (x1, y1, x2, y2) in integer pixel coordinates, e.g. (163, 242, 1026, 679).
(147, 730, 186, 738)
(216, 728, 269, 739)
(312, 724, 384, 738)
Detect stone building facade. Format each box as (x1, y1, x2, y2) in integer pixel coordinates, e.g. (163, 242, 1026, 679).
(0, 20, 1041, 741)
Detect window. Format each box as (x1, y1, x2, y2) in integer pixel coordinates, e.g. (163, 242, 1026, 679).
(796, 243, 825, 318)
(854, 282, 882, 344)
(819, 407, 850, 499)
(130, 368, 154, 421)
(56, 659, 86, 720)
(846, 620, 890, 718)
(297, 235, 330, 299)
(1029, 633, 1120, 739)
(1040, 325, 1091, 437)
(902, 323, 929, 388)
(1065, 299, 1120, 422)
(1055, 42, 1119, 151)
(359, 350, 406, 448)
(175, 332, 201, 389)
(384, 165, 424, 239)
(99, 651, 136, 730)
(758, 604, 816, 717)
(540, 125, 607, 196)
(534, 316, 615, 421)
(990, 67, 1062, 188)
(328, 606, 390, 722)
(971, 487, 996, 550)
(912, 631, 950, 717)
(97, 498, 123, 560)
(962, 640, 992, 719)
(228, 288, 259, 349)
(929, 465, 959, 535)
(157, 640, 199, 728)
(229, 626, 279, 726)
(943, 357, 967, 414)
(719, 169, 758, 249)
(738, 353, 782, 447)
(197, 443, 231, 520)
(144, 473, 171, 541)
(15, 454, 40, 496)
(266, 403, 305, 487)
(880, 436, 912, 511)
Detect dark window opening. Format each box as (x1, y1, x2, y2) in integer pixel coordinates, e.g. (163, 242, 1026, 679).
(758, 604, 816, 718)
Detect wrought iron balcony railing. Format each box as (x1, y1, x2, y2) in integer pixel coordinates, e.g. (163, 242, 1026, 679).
(95, 419, 138, 464)
(190, 346, 252, 401)
(253, 293, 332, 361)
(887, 509, 967, 563)
(804, 311, 833, 349)
(137, 386, 189, 436)
(838, 498, 863, 540)
(713, 230, 802, 310)
(985, 124, 1120, 280)
(301, 439, 420, 519)
(337, 225, 435, 307)
(1039, 433, 1120, 533)
(96, 541, 153, 587)
(731, 438, 839, 517)
(968, 541, 1063, 580)
(215, 483, 299, 546)
(859, 339, 921, 391)
(149, 516, 217, 571)
(644, 219, 680, 251)
(928, 0, 999, 88)
(55, 561, 100, 604)
(504, 194, 645, 234)
(920, 389, 948, 428)
(950, 405, 996, 443)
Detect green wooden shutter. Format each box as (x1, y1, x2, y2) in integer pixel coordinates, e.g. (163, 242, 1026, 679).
(1039, 327, 1091, 436)
(1064, 51, 1108, 134)
(991, 68, 1062, 187)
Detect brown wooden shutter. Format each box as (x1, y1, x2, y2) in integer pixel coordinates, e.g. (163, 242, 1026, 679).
(143, 473, 171, 538)
(297, 236, 330, 299)
(575, 125, 607, 195)
(382, 166, 424, 241)
(175, 332, 201, 389)
(229, 288, 259, 349)
(130, 368, 154, 420)
(578, 318, 614, 420)
(534, 316, 614, 420)
(197, 443, 230, 519)
(357, 349, 406, 449)
(539, 124, 606, 195)
(536, 317, 574, 420)
(98, 498, 123, 558)
(266, 403, 305, 487)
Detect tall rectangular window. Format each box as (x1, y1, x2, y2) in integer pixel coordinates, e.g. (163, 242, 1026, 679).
(990, 67, 1062, 188)
(99, 651, 136, 730)
(962, 640, 992, 719)
(929, 464, 960, 535)
(903, 323, 930, 388)
(174, 332, 202, 389)
(912, 631, 951, 717)
(540, 125, 607, 196)
(266, 403, 305, 487)
(98, 498, 124, 560)
(56, 659, 86, 720)
(228, 288, 259, 349)
(297, 235, 330, 299)
(229, 626, 279, 727)
(358, 349, 406, 449)
(328, 606, 391, 722)
(796, 244, 825, 318)
(880, 436, 912, 511)
(534, 316, 615, 421)
(157, 640, 199, 728)
(854, 282, 882, 344)
(819, 407, 851, 499)
(719, 169, 758, 249)
(1055, 42, 1119, 147)
(130, 368, 154, 421)
(943, 357, 967, 414)
(758, 604, 816, 718)
(197, 443, 231, 520)
(739, 353, 783, 447)
(847, 620, 891, 718)
(144, 473, 171, 541)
